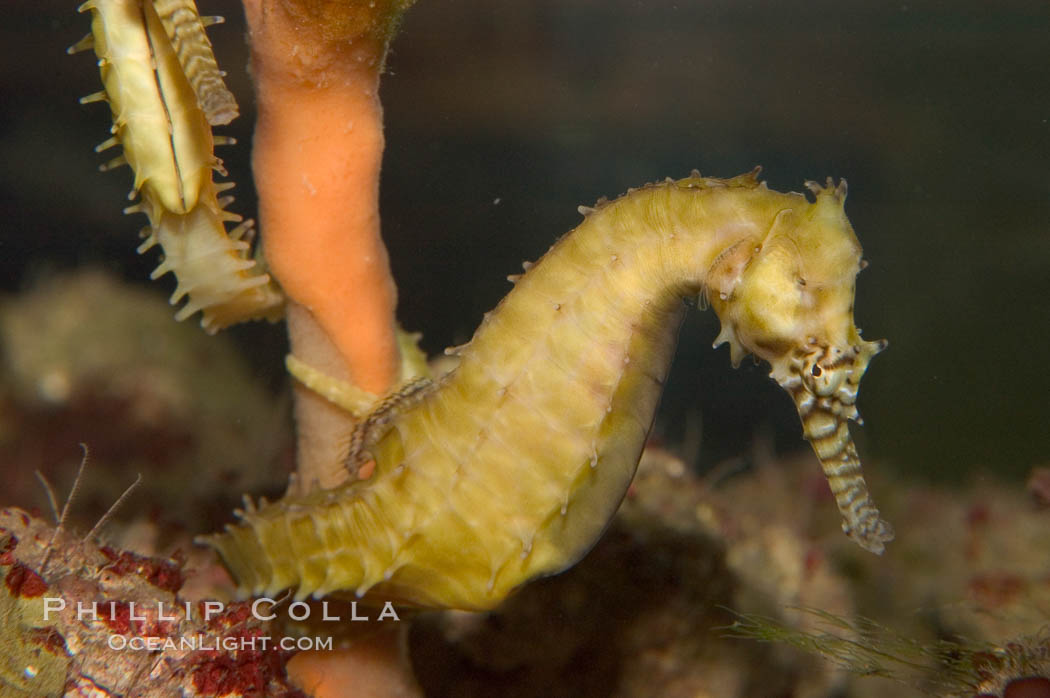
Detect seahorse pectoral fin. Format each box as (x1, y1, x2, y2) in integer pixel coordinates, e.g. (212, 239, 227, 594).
(774, 337, 893, 554)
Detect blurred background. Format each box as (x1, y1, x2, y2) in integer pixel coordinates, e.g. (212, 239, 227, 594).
(1, 0, 1048, 486)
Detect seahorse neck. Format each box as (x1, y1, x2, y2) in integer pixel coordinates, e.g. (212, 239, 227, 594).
(455, 180, 791, 380)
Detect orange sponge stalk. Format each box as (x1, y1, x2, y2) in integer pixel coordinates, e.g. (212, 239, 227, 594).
(245, 0, 401, 396)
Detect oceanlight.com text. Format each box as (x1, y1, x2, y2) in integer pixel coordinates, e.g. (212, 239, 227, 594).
(107, 634, 334, 652)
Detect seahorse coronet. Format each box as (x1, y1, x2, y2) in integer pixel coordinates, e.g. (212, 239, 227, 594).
(200, 170, 892, 609)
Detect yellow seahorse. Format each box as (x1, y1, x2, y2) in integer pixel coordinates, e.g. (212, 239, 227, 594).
(199, 170, 891, 611)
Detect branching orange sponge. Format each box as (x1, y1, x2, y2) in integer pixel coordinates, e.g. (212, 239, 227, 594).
(72, 0, 283, 332)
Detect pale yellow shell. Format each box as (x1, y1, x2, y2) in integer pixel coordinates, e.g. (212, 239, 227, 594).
(75, 0, 283, 332)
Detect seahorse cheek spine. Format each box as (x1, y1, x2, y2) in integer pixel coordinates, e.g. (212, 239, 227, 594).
(201, 172, 891, 610)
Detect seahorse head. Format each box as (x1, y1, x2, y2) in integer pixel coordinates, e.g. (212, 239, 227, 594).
(708, 177, 893, 553)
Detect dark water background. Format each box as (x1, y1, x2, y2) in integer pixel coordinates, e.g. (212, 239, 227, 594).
(1, 0, 1047, 482)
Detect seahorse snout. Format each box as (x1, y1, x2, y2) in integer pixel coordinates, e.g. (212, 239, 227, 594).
(774, 337, 893, 554)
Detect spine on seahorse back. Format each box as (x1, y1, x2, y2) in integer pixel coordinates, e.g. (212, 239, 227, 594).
(200, 171, 891, 611)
